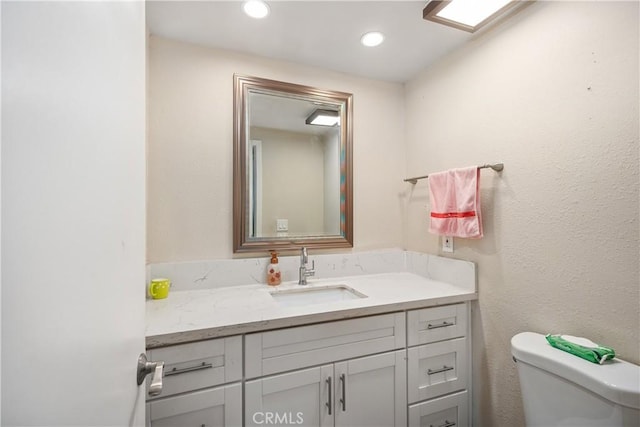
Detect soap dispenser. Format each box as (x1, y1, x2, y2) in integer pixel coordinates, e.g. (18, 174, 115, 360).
(266, 251, 282, 286)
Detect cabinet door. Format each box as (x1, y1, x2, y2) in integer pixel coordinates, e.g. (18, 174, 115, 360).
(245, 365, 334, 427)
(334, 350, 407, 427)
(147, 383, 241, 427)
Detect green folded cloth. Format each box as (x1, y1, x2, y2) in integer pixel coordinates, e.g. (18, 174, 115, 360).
(546, 334, 615, 364)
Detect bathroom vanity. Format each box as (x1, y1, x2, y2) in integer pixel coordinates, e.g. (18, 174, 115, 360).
(144, 251, 476, 427)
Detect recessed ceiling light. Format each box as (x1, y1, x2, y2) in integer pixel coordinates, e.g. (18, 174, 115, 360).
(305, 109, 340, 127)
(360, 31, 385, 47)
(423, 0, 522, 33)
(243, 0, 270, 19)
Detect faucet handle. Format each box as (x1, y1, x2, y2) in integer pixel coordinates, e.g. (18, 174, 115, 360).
(298, 249, 315, 285)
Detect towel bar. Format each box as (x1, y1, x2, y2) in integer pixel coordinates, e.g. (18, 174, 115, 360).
(404, 163, 504, 184)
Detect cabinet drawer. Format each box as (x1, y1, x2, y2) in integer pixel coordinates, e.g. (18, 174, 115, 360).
(245, 313, 405, 378)
(147, 336, 242, 398)
(408, 338, 468, 403)
(147, 383, 242, 427)
(408, 390, 468, 427)
(407, 304, 467, 346)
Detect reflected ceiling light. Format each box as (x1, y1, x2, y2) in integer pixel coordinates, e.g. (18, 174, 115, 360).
(243, 0, 270, 19)
(360, 31, 385, 47)
(305, 109, 340, 127)
(423, 0, 522, 33)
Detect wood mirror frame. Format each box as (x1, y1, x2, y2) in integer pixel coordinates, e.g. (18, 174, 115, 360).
(233, 75, 353, 253)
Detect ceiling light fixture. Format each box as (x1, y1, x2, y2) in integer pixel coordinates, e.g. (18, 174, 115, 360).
(305, 109, 340, 127)
(243, 0, 270, 19)
(360, 31, 385, 47)
(423, 0, 522, 33)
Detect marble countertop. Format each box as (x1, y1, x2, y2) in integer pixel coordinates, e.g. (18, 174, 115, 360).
(145, 271, 478, 348)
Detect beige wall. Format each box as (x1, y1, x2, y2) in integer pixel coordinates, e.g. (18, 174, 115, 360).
(251, 127, 326, 237)
(147, 36, 406, 262)
(404, 2, 639, 425)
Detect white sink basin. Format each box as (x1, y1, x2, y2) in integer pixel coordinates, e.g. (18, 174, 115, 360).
(270, 285, 367, 307)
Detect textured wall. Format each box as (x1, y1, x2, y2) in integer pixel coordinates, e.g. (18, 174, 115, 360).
(147, 37, 406, 262)
(404, 2, 639, 425)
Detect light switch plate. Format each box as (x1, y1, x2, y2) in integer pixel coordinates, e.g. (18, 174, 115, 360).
(442, 236, 454, 253)
(276, 219, 288, 232)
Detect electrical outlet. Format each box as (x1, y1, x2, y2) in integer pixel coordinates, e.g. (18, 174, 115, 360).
(442, 236, 454, 253)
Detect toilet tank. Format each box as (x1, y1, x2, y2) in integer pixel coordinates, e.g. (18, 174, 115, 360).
(511, 332, 640, 427)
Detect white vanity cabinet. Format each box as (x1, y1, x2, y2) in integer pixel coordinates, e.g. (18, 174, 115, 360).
(145, 336, 243, 427)
(406, 303, 471, 427)
(245, 313, 407, 427)
(145, 301, 474, 427)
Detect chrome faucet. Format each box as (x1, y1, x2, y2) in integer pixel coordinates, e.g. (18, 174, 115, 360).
(298, 247, 315, 285)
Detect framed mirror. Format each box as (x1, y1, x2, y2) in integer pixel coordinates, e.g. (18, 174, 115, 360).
(233, 75, 353, 253)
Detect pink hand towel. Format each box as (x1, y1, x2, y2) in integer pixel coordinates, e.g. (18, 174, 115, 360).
(428, 166, 483, 238)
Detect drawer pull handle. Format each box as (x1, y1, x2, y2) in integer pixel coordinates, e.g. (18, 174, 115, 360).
(164, 362, 213, 377)
(427, 321, 454, 329)
(339, 373, 346, 411)
(427, 365, 454, 375)
(326, 376, 332, 415)
(430, 420, 456, 427)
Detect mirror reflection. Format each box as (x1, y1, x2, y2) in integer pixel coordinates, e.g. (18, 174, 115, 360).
(248, 93, 341, 238)
(233, 75, 353, 252)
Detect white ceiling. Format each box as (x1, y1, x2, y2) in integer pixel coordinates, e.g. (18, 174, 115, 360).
(146, 1, 476, 83)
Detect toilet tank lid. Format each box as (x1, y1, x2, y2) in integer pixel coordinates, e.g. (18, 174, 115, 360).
(511, 332, 640, 410)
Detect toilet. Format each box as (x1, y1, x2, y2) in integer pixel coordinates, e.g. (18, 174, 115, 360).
(511, 332, 640, 426)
